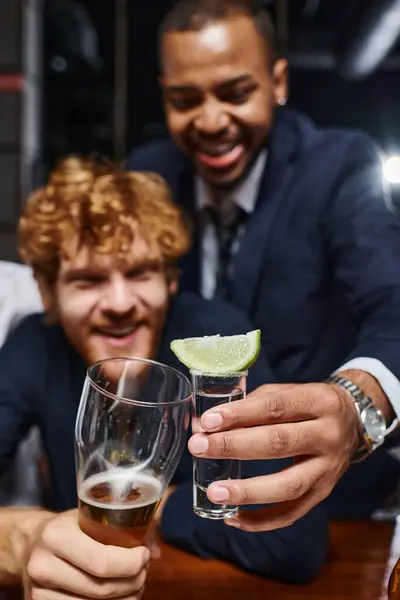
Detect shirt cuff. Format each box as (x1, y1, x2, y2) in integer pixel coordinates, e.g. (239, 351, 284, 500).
(334, 357, 399, 435)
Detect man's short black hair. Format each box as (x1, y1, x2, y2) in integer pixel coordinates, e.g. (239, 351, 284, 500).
(158, 0, 277, 69)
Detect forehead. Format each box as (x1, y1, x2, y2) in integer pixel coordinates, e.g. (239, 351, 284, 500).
(161, 17, 270, 84)
(59, 233, 160, 276)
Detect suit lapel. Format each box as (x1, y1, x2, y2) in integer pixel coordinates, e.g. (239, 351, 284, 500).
(230, 110, 300, 315)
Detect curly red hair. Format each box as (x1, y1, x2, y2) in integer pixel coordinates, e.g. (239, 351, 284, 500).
(19, 156, 191, 286)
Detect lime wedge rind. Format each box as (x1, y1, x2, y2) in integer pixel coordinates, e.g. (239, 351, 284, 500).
(170, 329, 261, 373)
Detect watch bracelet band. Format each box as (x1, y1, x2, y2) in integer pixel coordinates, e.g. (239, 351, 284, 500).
(326, 375, 381, 462)
(328, 375, 371, 413)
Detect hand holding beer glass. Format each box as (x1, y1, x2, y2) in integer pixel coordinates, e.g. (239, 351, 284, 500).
(75, 357, 191, 548)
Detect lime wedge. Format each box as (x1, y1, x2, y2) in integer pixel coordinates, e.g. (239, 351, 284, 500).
(170, 330, 261, 373)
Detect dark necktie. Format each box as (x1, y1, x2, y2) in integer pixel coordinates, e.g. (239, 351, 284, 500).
(205, 206, 246, 299)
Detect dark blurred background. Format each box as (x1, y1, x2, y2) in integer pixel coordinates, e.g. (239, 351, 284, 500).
(1, 0, 400, 258)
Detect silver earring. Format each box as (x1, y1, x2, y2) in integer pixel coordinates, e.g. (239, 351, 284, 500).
(277, 97, 287, 106)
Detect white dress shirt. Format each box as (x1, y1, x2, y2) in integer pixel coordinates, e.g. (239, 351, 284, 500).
(0, 261, 43, 345)
(196, 151, 267, 300)
(195, 155, 400, 433)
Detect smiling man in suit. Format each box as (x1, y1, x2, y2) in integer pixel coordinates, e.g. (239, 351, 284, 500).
(126, 0, 400, 531)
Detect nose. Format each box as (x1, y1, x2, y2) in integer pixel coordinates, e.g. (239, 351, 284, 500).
(194, 98, 230, 137)
(100, 275, 136, 316)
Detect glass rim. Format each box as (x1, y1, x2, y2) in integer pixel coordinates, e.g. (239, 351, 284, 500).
(189, 369, 248, 377)
(87, 356, 192, 407)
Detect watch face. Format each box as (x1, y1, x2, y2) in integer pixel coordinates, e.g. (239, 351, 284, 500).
(361, 406, 386, 444)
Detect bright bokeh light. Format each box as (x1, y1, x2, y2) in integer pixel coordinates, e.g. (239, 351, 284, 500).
(383, 156, 400, 184)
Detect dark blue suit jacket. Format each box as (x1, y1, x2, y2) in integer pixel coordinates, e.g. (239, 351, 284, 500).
(127, 109, 400, 515)
(0, 293, 327, 583)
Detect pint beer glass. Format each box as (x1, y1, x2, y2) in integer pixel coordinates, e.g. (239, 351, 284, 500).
(75, 357, 191, 548)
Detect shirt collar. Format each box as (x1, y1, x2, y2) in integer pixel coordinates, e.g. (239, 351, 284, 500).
(195, 149, 267, 216)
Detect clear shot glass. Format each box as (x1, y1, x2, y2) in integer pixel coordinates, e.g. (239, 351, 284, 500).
(190, 370, 247, 520)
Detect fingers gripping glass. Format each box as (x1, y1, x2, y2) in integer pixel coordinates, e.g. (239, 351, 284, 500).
(75, 357, 191, 548)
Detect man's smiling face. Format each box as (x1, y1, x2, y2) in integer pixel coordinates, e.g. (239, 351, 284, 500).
(46, 237, 174, 366)
(160, 15, 287, 190)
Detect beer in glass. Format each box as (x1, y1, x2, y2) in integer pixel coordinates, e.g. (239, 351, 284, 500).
(75, 357, 191, 547)
(389, 558, 400, 599)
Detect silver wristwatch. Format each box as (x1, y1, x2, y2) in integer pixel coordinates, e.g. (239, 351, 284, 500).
(327, 375, 387, 462)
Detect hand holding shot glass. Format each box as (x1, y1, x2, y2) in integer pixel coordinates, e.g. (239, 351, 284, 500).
(171, 330, 261, 520)
(75, 357, 191, 548)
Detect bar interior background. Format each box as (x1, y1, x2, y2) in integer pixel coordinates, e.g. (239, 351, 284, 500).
(1, 0, 400, 260)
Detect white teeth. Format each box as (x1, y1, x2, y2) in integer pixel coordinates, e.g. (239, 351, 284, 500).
(200, 143, 238, 157)
(98, 327, 137, 338)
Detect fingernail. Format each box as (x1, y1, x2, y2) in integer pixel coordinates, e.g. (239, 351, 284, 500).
(189, 434, 209, 455)
(142, 548, 151, 565)
(202, 412, 223, 431)
(209, 485, 230, 503)
(225, 518, 241, 529)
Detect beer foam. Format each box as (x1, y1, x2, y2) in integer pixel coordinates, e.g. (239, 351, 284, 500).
(79, 471, 163, 510)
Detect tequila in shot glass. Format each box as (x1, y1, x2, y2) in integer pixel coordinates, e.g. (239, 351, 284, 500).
(191, 369, 247, 520)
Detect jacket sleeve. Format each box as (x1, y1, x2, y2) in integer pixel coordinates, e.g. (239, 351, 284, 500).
(0, 317, 44, 474)
(324, 133, 400, 379)
(159, 458, 328, 583)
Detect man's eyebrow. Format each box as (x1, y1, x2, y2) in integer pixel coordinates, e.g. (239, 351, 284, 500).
(163, 84, 201, 94)
(62, 268, 105, 281)
(214, 75, 254, 91)
(164, 75, 253, 95)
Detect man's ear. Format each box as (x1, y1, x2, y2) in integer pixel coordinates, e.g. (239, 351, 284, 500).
(168, 278, 179, 297)
(34, 273, 56, 313)
(273, 58, 289, 106)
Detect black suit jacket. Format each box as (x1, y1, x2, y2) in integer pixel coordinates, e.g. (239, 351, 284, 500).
(127, 109, 400, 515)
